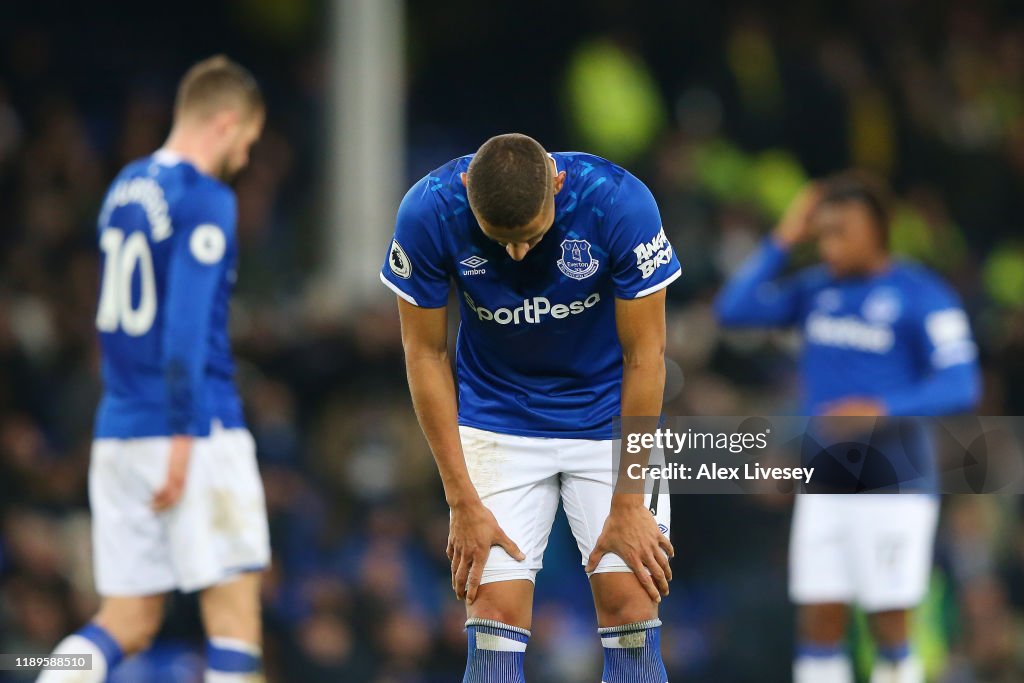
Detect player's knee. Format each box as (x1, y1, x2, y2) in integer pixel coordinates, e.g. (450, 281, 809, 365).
(597, 601, 658, 627)
(868, 610, 909, 648)
(592, 574, 658, 627)
(95, 598, 165, 655)
(466, 583, 533, 630)
(200, 575, 263, 643)
(798, 603, 848, 645)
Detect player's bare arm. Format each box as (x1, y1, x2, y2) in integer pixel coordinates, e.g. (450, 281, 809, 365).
(396, 298, 525, 604)
(585, 290, 675, 602)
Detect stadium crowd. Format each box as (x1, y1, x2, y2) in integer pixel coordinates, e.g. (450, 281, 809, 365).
(2, 1, 1024, 681)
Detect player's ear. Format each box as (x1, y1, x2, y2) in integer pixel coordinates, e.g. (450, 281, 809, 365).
(213, 107, 242, 135)
(553, 170, 567, 195)
(460, 172, 468, 188)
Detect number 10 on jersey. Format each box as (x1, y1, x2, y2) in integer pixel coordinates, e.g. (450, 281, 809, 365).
(96, 228, 157, 336)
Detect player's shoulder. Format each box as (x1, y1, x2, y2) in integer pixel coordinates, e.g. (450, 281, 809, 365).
(891, 260, 945, 285)
(106, 154, 166, 193)
(117, 154, 155, 178)
(554, 152, 659, 246)
(553, 151, 624, 174)
(554, 151, 635, 204)
(397, 155, 474, 235)
(891, 260, 961, 306)
(121, 151, 235, 214)
(173, 161, 234, 209)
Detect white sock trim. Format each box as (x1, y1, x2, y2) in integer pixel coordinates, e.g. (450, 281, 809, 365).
(599, 619, 662, 649)
(795, 653, 854, 683)
(870, 656, 923, 683)
(205, 671, 260, 683)
(208, 637, 262, 657)
(465, 617, 532, 638)
(597, 618, 662, 635)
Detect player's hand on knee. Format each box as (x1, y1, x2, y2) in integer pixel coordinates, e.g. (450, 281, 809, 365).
(586, 501, 674, 602)
(152, 435, 193, 511)
(644, 549, 671, 598)
(448, 499, 525, 603)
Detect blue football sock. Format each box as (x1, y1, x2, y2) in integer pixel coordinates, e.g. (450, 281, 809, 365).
(78, 623, 124, 671)
(36, 623, 124, 682)
(876, 643, 911, 663)
(463, 618, 529, 683)
(871, 642, 922, 683)
(205, 637, 261, 682)
(599, 619, 668, 683)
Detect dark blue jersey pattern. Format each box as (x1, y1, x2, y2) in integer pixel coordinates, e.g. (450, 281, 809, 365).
(715, 238, 982, 491)
(380, 152, 682, 439)
(94, 150, 245, 439)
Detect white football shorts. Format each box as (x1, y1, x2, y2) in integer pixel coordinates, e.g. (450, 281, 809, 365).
(90, 422, 270, 596)
(458, 425, 671, 585)
(789, 493, 939, 612)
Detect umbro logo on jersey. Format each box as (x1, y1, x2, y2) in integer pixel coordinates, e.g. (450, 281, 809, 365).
(460, 255, 487, 269)
(459, 255, 487, 275)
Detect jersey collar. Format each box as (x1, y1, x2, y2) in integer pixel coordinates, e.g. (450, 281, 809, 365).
(153, 148, 185, 166)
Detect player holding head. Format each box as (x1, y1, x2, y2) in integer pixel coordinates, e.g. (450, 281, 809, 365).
(38, 56, 269, 683)
(715, 172, 981, 683)
(382, 133, 681, 682)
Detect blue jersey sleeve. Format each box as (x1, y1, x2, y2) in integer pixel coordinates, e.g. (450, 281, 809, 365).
(881, 279, 981, 415)
(162, 186, 235, 435)
(380, 178, 450, 307)
(605, 173, 681, 299)
(714, 239, 806, 327)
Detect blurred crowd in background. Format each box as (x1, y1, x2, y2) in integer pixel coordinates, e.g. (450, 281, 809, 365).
(2, 0, 1024, 681)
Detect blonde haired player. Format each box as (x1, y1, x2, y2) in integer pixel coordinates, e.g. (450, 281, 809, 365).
(38, 56, 269, 683)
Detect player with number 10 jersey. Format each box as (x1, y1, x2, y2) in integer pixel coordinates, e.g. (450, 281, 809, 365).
(38, 57, 269, 683)
(95, 151, 243, 439)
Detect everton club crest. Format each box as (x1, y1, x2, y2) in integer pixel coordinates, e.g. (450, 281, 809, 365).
(557, 239, 600, 280)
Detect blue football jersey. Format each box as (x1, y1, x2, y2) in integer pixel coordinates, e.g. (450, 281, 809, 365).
(715, 239, 982, 491)
(94, 149, 245, 439)
(380, 152, 682, 439)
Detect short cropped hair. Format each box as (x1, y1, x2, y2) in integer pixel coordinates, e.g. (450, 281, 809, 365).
(818, 170, 892, 248)
(466, 134, 552, 230)
(174, 55, 263, 121)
